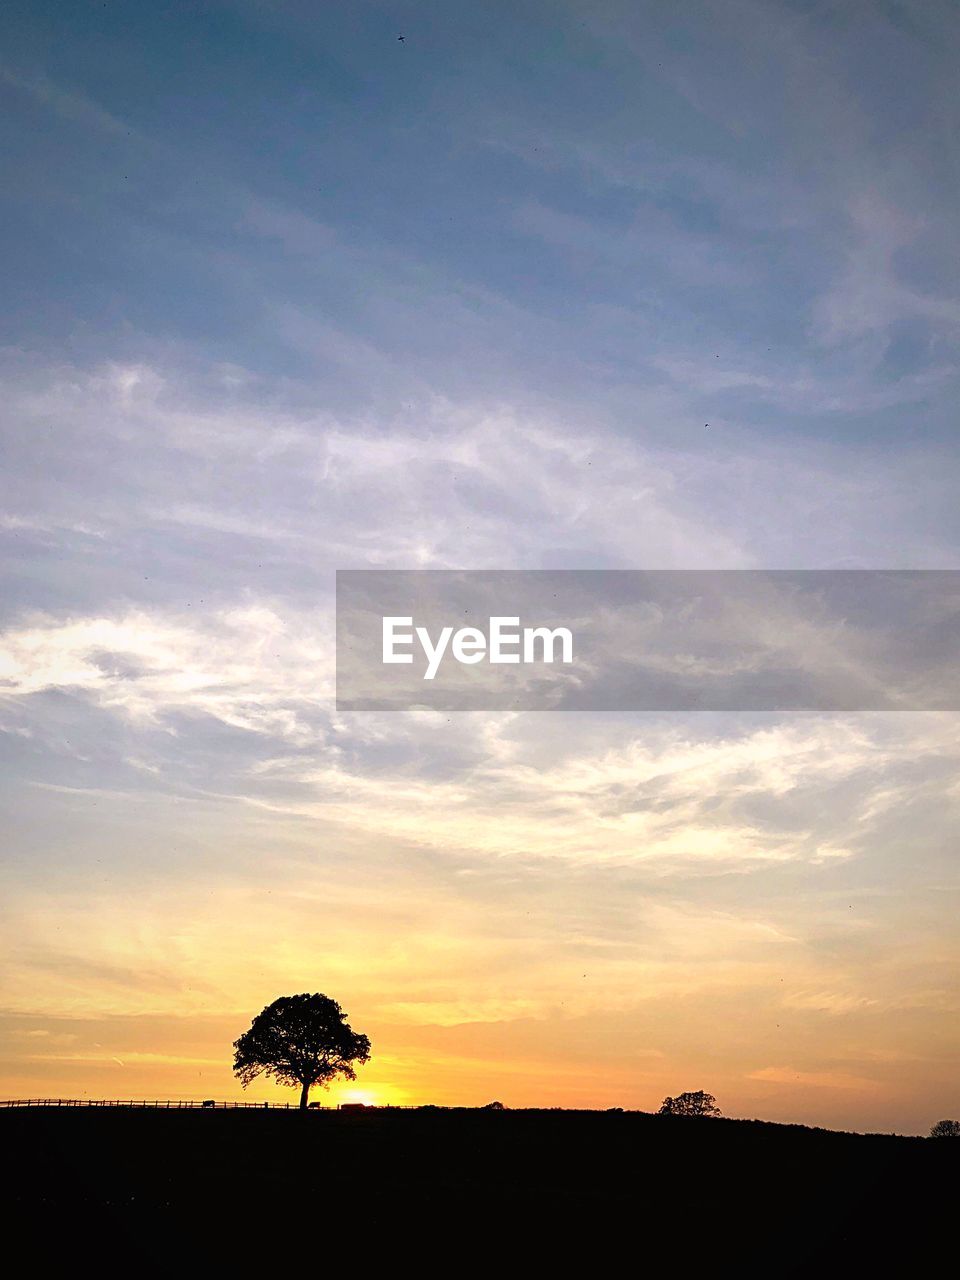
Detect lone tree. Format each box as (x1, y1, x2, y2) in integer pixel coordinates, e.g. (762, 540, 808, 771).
(233, 993, 371, 1109)
(658, 1090, 722, 1117)
(929, 1118, 960, 1138)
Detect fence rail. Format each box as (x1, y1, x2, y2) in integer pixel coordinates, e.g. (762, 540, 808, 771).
(0, 1098, 305, 1109)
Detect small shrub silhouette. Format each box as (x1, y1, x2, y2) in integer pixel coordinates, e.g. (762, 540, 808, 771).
(658, 1090, 722, 1117)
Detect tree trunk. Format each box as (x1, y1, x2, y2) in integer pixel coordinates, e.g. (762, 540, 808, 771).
(299, 1080, 310, 1109)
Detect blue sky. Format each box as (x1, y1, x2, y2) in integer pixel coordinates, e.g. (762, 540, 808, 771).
(1, 1, 959, 1128)
(4, 0, 960, 441)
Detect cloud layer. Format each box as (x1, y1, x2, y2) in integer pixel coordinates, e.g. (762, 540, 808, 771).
(1, 1, 959, 1130)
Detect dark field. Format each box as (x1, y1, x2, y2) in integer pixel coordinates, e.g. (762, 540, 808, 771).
(3, 1107, 954, 1270)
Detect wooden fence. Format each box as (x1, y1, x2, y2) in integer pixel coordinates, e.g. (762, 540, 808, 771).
(0, 1098, 305, 1109)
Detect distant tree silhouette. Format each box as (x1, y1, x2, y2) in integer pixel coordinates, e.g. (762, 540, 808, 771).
(658, 1090, 722, 1117)
(929, 1118, 960, 1138)
(233, 993, 370, 1109)
(483, 1100, 506, 1110)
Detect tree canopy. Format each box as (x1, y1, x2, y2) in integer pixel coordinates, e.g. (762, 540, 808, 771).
(233, 993, 371, 1109)
(929, 1118, 960, 1138)
(658, 1090, 722, 1117)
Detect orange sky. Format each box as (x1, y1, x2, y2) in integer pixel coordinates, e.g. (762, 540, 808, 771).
(3, 712, 958, 1135)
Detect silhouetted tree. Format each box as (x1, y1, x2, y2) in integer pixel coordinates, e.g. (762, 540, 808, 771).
(233, 993, 371, 1109)
(483, 1100, 506, 1110)
(658, 1090, 721, 1117)
(929, 1118, 960, 1138)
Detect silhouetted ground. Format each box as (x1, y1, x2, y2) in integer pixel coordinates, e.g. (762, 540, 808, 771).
(3, 1107, 954, 1270)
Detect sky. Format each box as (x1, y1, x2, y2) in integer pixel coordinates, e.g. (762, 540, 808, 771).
(1, 0, 959, 1132)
